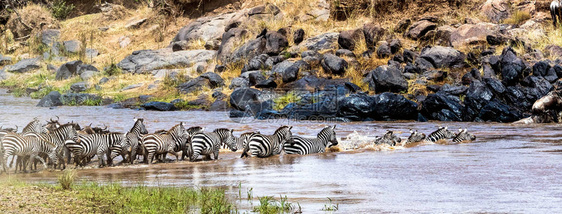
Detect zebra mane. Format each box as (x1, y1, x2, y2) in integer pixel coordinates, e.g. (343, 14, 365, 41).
(129, 118, 145, 133)
(56, 123, 78, 131)
(274, 126, 291, 133)
(213, 128, 231, 133)
(167, 123, 184, 133)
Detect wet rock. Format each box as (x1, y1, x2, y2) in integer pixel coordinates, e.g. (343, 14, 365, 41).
(230, 77, 250, 89)
(209, 100, 229, 111)
(63, 40, 81, 54)
(370, 92, 418, 120)
(484, 77, 506, 95)
(265, 31, 288, 55)
(521, 76, 553, 99)
(363, 24, 386, 49)
(370, 65, 408, 93)
(376, 41, 391, 58)
(293, 28, 305, 44)
(70, 82, 90, 92)
(337, 93, 375, 120)
(405, 20, 437, 40)
(482, 0, 510, 23)
(338, 29, 363, 51)
(421, 93, 464, 121)
(5, 57, 41, 73)
(478, 99, 522, 122)
(229, 88, 262, 112)
(438, 84, 468, 96)
(464, 80, 494, 120)
(533, 60, 550, 77)
(37, 91, 63, 107)
(282, 60, 310, 83)
(419, 46, 466, 69)
(321, 54, 348, 75)
(118, 49, 216, 74)
(500, 47, 526, 86)
(141, 101, 177, 111)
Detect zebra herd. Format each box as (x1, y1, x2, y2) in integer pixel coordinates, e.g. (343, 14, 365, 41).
(374, 126, 477, 147)
(0, 117, 476, 174)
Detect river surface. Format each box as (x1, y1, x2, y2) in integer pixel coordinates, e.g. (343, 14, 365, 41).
(1, 90, 562, 213)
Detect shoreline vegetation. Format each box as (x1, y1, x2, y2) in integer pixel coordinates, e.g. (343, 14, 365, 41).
(0, 170, 305, 214)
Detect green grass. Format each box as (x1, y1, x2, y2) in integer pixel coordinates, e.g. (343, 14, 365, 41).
(321, 197, 339, 212)
(253, 195, 295, 214)
(58, 169, 77, 190)
(273, 91, 301, 111)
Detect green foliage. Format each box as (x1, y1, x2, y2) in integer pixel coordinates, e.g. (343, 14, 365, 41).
(174, 100, 204, 110)
(58, 169, 77, 190)
(253, 195, 294, 214)
(321, 197, 339, 212)
(273, 91, 301, 111)
(82, 98, 102, 106)
(113, 93, 126, 102)
(104, 63, 122, 76)
(51, 0, 75, 20)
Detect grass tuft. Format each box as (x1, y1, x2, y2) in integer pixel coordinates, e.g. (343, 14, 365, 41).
(58, 169, 77, 190)
(504, 10, 531, 25)
(253, 195, 294, 214)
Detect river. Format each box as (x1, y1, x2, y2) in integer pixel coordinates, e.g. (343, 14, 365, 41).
(1, 89, 561, 213)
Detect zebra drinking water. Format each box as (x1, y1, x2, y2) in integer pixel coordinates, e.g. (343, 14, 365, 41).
(190, 128, 236, 161)
(284, 125, 338, 155)
(426, 127, 456, 143)
(243, 126, 292, 158)
(452, 129, 476, 143)
(1, 133, 59, 173)
(142, 123, 189, 164)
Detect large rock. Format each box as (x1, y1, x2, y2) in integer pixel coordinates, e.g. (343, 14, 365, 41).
(229, 88, 262, 112)
(265, 31, 288, 55)
(293, 28, 305, 44)
(405, 20, 437, 40)
(55, 60, 82, 80)
(421, 93, 465, 121)
(177, 77, 210, 94)
(5, 57, 41, 73)
(70, 82, 90, 92)
(141, 101, 177, 111)
(228, 37, 266, 64)
(171, 12, 242, 44)
(370, 92, 418, 120)
(63, 40, 81, 54)
(230, 77, 249, 89)
(363, 24, 386, 49)
(282, 60, 310, 83)
(478, 99, 522, 122)
(482, 0, 510, 23)
(217, 28, 248, 63)
(117, 49, 217, 74)
(464, 80, 495, 120)
(369, 65, 408, 93)
(419, 46, 466, 69)
(37, 91, 63, 107)
(41, 29, 60, 46)
(337, 93, 376, 121)
(338, 29, 363, 51)
(450, 23, 495, 48)
(499, 47, 526, 86)
(199, 72, 225, 88)
(291, 32, 339, 52)
(321, 54, 348, 75)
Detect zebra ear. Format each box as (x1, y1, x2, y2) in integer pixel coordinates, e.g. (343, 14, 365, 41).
(289, 126, 293, 130)
(464, 128, 467, 132)
(333, 125, 336, 130)
(458, 129, 462, 133)
(410, 129, 413, 133)
(444, 126, 448, 130)
(230, 129, 234, 134)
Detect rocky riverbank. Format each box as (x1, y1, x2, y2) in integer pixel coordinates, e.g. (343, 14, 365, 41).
(0, 0, 560, 123)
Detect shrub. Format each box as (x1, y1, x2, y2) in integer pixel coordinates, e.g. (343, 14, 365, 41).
(504, 10, 531, 25)
(58, 169, 77, 190)
(51, 0, 75, 20)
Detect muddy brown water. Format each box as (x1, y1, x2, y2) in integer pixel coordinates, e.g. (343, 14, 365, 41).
(1, 90, 562, 213)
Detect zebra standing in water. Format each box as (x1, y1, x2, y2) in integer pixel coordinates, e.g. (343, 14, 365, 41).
(24, 123, 81, 169)
(243, 126, 292, 158)
(110, 118, 148, 164)
(284, 125, 338, 155)
(404, 130, 426, 145)
(13, 118, 50, 171)
(452, 129, 476, 143)
(374, 130, 401, 146)
(66, 132, 127, 167)
(142, 123, 189, 164)
(1, 133, 59, 173)
(190, 128, 236, 161)
(426, 127, 456, 143)
(181, 126, 204, 160)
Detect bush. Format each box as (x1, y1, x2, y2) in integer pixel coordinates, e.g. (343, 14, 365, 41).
(504, 10, 531, 25)
(51, 0, 75, 20)
(58, 169, 77, 190)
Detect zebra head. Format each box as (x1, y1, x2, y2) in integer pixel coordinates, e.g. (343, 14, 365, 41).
(441, 127, 456, 139)
(45, 116, 61, 133)
(320, 125, 338, 148)
(406, 130, 426, 144)
(454, 129, 476, 142)
(216, 128, 237, 152)
(170, 122, 189, 142)
(132, 118, 148, 135)
(56, 123, 81, 144)
(275, 126, 293, 143)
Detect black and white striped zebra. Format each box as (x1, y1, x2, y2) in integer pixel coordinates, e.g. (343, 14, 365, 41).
(374, 131, 401, 146)
(452, 129, 476, 143)
(1, 133, 59, 173)
(426, 126, 456, 143)
(181, 126, 204, 160)
(284, 125, 338, 155)
(404, 130, 426, 145)
(22, 118, 48, 134)
(190, 128, 236, 161)
(24, 123, 81, 169)
(66, 132, 127, 167)
(552, 0, 561, 27)
(235, 132, 256, 152)
(243, 126, 292, 158)
(110, 118, 148, 164)
(142, 123, 189, 164)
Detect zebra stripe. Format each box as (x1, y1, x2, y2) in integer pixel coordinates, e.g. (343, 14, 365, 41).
(142, 123, 188, 164)
(244, 126, 292, 158)
(374, 131, 401, 146)
(284, 125, 338, 155)
(405, 130, 426, 145)
(110, 118, 148, 164)
(426, 127, 456, 142)
(552, 0, 561, 27)
(24, 123, 80, 169)
(181, 126, 204, 160)
(1, 133, 59, 173)
(22, 118, 48, 135)
(190, 128, 235, 161)
(66, 132, 126, 167)
(452, 129, 476, 143)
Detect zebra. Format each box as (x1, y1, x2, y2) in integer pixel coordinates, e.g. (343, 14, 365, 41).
(66, 132, 127, 167)
(552, 0, 562, 27)
(235, 132, 257, 152)
(452, 129, 476, 143)
(181, 126, 204, 160)
(190, 128, 236, 161)
(243, 126, 292, 158)
(404, 130, 426, 145)
(374, 130, 401, 146)
(426, 126, 456, 143)
(284, 125, 338, 155)
(23, 123, 81, 169)
(142, 122, 189, 164)
(110, 118, 148, 164)
(14, 118, 51, 170)
(1, 133, 59, 173)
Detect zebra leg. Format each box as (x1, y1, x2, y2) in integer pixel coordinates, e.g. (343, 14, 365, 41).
(98, 152, 105, 168)
(213, 149, 219, 160)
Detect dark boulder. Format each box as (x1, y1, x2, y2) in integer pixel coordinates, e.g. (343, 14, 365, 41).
(200, 72, 225, 88)
(484, 77, 506, 95)
(405, 20, 436, 40)
(395, 19, 412, 34)
(229, 77, 249, 89)
(421, 93, 464, 121)
(248, 71, 266, 86)
(419, 46, 466, 69)
(363, 24, 386, 49)
(521, 76, 553, 99)
(389, 39, 402, 54)
(37, 91, 63, 107)
(338, 29, 363, 51)
(370, 65, 408, 93)
(335, 49, 355, 58)
(6, 57, 41, 73)
(265, 31, 289, 55)
(321, 54, 348, 75)
(282, 60, 310, 83)
(141, 101, 177, 111)
(533, 60, 550, 77)
(337, 93, 375, 120)
(56, 60, 83, 80)
(500, 47, 527, 86)
(438, 84, 468, 96)
(463, 80, 494, 120)
(403, 49, 418, 64)
(177, 77, 210, 94)
(376, 41, 391, 58)
(478, 99, 522, 122)
(255, 79, 277, 88)
(293, 28, 305, 44)
(229, 88, 262, 112)
(370, 92, 418, 120)
(70, 82, 90, 93)
(229, 37, 267, 63)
